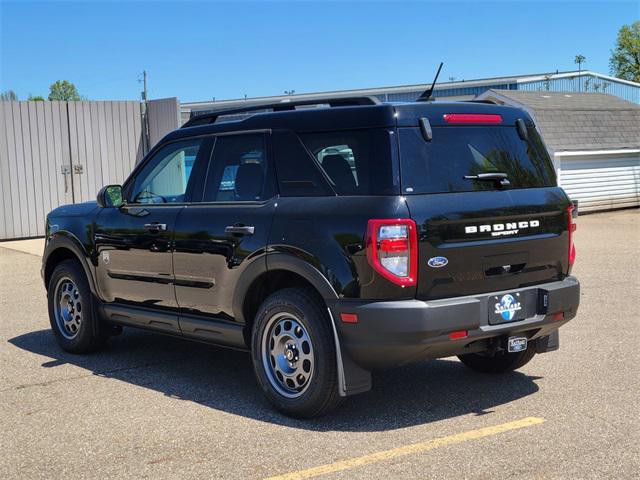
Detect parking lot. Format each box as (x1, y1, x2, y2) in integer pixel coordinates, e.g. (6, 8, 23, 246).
(1, 209, 638, 479)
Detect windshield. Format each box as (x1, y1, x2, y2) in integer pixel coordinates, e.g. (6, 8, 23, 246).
(399, 126, 556, 194)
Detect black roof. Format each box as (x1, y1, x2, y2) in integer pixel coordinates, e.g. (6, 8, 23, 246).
(165, 100, 532, 144)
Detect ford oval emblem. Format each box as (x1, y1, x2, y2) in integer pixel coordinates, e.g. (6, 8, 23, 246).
(427, 256, 448, 268)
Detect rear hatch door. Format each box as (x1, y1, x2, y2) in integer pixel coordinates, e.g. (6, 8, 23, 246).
(398, 114, 572, 302)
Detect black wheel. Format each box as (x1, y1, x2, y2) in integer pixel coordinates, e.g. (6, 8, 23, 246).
(458, 345, 536, 373)
(47, 259, 108, 353)
(251, 287, 342, 418)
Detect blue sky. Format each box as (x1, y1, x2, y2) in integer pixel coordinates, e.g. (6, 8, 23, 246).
(0, 1, 636, 102)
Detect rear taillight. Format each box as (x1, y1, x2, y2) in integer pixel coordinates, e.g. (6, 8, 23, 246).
(567, 205, 576, 268)
(366, 219, 418, 286)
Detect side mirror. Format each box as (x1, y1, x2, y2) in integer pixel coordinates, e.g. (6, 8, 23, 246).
(97, 185, 124, 208)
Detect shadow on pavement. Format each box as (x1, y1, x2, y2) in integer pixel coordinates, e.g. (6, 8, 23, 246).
(9, 328, 541, 432)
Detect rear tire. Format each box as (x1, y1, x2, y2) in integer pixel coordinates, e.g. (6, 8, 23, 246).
(251, 287, 342, 418)
(47, 259, 108, 353)
(458, 345, 536, 373)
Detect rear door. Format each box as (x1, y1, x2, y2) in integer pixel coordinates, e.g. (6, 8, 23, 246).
(398, 120, 572, 302)
(172, 131, 277, 332)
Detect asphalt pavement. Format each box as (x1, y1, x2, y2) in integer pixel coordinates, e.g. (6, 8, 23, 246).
(1, 209, 638, 479)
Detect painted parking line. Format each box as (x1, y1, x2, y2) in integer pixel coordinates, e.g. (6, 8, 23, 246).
(265, 416, 545, 480)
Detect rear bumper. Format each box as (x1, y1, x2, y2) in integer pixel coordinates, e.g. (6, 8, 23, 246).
(331, 276, 579, 370)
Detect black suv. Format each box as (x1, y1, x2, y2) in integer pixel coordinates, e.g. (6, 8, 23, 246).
(42, 96, 580, 417)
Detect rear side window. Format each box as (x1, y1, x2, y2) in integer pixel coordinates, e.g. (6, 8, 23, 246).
(272, 130, 334, 197)
(399, 126, 556, 194)
(201, 133, 276, 202)
(300, 129, 399, 195)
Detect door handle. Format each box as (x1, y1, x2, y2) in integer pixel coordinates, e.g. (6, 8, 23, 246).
(144, 223, 167, 232)
(225, 225, 255, 235)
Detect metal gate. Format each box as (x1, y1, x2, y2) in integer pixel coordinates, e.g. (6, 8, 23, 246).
(0, 100, 144, 240)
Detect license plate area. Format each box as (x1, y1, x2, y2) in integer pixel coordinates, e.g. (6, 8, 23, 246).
(489, 290, 537, 325)
(507, 336, 528, 353)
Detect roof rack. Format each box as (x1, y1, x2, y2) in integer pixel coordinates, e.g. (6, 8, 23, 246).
(182, 95, 381, 128)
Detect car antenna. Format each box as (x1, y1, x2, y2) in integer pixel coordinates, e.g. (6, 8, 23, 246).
(417, 62, 444, 102)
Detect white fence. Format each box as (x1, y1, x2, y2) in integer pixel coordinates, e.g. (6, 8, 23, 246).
(0, 100, 144, 240)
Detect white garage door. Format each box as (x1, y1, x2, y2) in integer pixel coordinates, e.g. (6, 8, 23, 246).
(558, 153, 640, 213)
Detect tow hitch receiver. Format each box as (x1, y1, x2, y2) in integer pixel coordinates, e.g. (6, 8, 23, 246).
(507, 336, 528, 353)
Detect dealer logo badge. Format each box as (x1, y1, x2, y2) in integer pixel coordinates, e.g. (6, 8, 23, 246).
(494, 293, 521, 321)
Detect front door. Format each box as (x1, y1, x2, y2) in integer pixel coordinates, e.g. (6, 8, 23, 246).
(94, 137, 211, 311)
(173, 132, 277, 332)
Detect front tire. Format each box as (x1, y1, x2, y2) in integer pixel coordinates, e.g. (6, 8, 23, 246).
(251, 288, 342, 418)
(47, 259, 107, 353)
(458, 345, 536, 373)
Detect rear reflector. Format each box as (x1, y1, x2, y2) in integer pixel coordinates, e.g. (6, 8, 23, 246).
(552, 311, 564, 321)
(443, 113, 503, 124)
(449, 330, 468, 340)
(340, 313, 358, 323)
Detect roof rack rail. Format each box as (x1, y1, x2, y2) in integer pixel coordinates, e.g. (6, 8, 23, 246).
(182, 95, 381, 128)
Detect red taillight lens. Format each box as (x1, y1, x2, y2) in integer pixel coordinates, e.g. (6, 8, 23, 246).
(567, 205, 576, 268)
(443, 113, 503, 124)
(366, 219, 418, 286)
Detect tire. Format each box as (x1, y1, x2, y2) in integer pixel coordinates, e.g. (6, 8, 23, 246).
(47, 259, 108, 353)
(251, 287, 342, 418)
(458, 345, 536, 373)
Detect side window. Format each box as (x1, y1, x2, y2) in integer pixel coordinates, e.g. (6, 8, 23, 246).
(130, 139, 203, 204)
(202, 133, 274, 202)
(300, 130, 398, 195)
(272, 131, 334, 197)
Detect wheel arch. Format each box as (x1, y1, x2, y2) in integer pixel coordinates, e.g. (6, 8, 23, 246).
(236, 253, 370, 397)
(43, 234, 97, 296)
(234, 253, 338, 345)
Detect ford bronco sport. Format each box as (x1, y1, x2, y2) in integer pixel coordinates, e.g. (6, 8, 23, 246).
(42, 95, 580, 417)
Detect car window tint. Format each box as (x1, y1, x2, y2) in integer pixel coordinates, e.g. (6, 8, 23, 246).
(299, 129, 399, 195)
(131, 139, 203, 204)
(202, 133, 275, 202)
(399, 126, 556, 194)
(272, 131, 334, 197)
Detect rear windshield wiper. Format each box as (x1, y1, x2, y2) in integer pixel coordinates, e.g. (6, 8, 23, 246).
(464, 173, 510, 187)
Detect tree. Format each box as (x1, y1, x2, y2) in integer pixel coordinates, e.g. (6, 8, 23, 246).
(0, 90, 18, 101)
(28, 95, 45, 101)
(609, 21, 640, 82)
(48, 80, 83, 101)
(574, 55, 586, 91)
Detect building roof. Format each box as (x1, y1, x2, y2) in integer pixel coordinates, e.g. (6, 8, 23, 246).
(181, 70, 640, 110)
(478, 90, 640, 152)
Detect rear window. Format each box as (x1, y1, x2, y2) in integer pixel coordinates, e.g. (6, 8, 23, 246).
(399, 126, 556, 194)
(300, 129, 399, 195)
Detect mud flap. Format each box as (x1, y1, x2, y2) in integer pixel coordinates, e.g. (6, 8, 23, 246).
(536, 329, 559, 353)
(327, 309, 372, 396)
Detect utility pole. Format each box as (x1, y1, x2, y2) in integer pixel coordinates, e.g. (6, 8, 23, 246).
(142, 70, 148, 102)
(140, 70, 150, 155)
